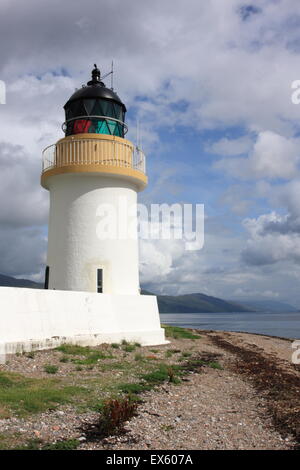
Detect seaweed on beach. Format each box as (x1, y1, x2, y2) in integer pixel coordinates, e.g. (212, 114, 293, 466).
(210, 334, 300, 447)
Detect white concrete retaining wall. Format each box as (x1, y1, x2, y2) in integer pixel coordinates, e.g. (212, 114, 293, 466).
(0, 287, 167, 355)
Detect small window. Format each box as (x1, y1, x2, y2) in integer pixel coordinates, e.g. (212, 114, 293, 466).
(44, 266, 49, 289)
(97, 269, 103, 293)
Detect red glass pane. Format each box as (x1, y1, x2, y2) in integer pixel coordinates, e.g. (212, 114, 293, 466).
(73, 119, 92, 134)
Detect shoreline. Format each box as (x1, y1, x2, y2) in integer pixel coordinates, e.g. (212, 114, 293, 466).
(195, 328, 297, 342)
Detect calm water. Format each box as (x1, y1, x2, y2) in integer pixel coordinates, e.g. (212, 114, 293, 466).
(160, 311, 300, 339)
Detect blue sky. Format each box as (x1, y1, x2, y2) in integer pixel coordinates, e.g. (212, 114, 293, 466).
(1, 0, 300, 305)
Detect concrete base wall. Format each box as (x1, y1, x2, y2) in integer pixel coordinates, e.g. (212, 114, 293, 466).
(0, 287, 167, 355)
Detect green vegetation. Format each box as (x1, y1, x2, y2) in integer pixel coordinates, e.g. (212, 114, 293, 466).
(72, 351, 113, 365)
(0, 329, 213, 448)
(208, 361, 223, 370)
(111, 343, 120, 349)
(165, 348, 181, 358)
(56, 344, 113, 365)
(0, 371, 85, 418)
(181, 351, 192, 358)
(141, 364, 182, 386)
(83, 397, 138, 439)
(143, 290, 253, 313)
(134, 353, 144, 361)
(163, 325, 201, 340)
(161, 424, 175, 432)
(122, 344, 136, 352)
(56, 344, 92, 355)
(118, 382, 150, 395)
(13, 438, 79, 451)
(59, 356, 69, 363)
(43, 365, 59, 374)
(25, 351, 35, 359)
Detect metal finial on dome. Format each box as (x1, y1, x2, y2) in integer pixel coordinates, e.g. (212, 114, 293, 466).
(88, 64, 102, 85)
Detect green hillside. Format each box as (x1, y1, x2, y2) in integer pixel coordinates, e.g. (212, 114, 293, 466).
(142, 290, 252, 313)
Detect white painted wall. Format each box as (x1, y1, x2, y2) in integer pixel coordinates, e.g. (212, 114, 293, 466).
(0, 287, 167, 354)
(47, 174, 140, 294)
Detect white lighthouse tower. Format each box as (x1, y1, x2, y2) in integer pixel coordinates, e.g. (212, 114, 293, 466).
(39, 65, 166, 346)
(42, 65, 145, 295)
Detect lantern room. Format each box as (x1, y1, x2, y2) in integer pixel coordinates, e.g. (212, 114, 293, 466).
(63, 64, 127, 137)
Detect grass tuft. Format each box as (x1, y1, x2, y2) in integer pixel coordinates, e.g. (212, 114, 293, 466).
(43, 365, 58, 375)
(162, 325, 201, 340)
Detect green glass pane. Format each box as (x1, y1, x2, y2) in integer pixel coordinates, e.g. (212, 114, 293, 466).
(107, 119, 116, 135)
(114, 123, 122, 136)
(114, 104, 122, 120)
(95, 120, 110, 134)
(72, 100, 86, 117)
(92, 99, 103, 116)
(100, 100, 110, 116)
(84, 99, 95, 115)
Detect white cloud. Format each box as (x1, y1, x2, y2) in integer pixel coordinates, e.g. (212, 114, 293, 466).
(215, 131, 300, 180)
(1, 0, 300, 300)
(242, 211, 300, 265)
(207, 136, 253, 156)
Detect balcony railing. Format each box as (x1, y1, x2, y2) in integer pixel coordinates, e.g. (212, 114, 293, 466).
(42, 137, 146, 175)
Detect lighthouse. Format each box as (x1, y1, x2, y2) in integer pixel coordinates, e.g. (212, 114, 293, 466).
(34, 64, 166, 347)
(42, 65, 145, 294)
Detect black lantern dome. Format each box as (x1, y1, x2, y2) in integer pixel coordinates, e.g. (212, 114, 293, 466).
(63, 65, 127, 137)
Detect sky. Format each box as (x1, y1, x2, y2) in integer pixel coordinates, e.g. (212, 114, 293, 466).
(1, 0, 300, 305)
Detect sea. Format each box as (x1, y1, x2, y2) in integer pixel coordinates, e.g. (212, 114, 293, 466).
(160, 311, 300, 339)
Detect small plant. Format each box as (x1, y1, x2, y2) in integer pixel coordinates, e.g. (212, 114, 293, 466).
(167, 367, 181, 384)
(141, 367, 167, 384)
(59, 356, 69, 363)
(208, 361, 223, 370)
(85, 397, 138, 438)
(111, 343, 120, 349)
(134, 353, 143, 361)
(16, 438, 79, 450)
(43, 365, 58, 375)
(181, 351, 192, 358)
(42, 439, 79, 450)
(123, 344, 136, 353)
(161, 424, 174, 432)
(134, 342, 141, 348)
(150, 349, 159, 353)
(25, 351, 35, 359)
(118, 382, 149, 394)
(75, 365, 83, 371)
(165, 348, 181, 358)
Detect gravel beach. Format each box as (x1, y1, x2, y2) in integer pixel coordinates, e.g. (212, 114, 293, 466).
(0, 328, 298, 450)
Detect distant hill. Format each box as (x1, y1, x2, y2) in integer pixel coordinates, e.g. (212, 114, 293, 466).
(0, 273, 43, 289)
(232, 299, 298, 313)
(0, 274, 295, 313)
(142, 290, 252, 313)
